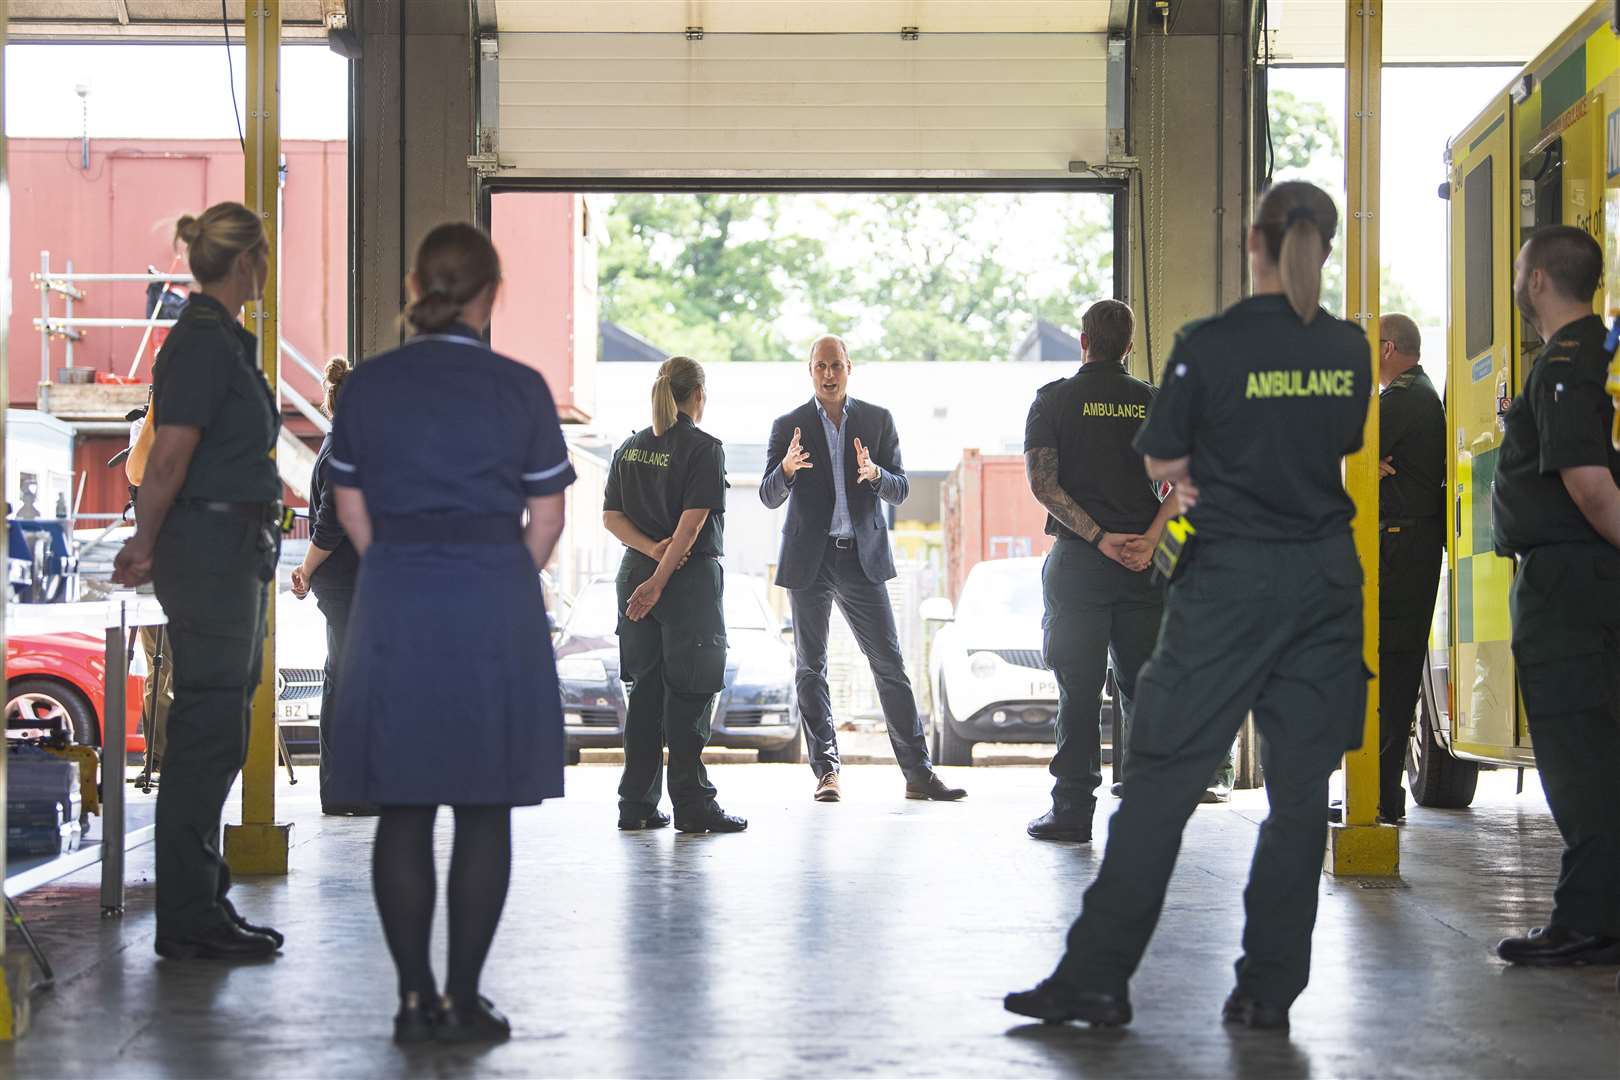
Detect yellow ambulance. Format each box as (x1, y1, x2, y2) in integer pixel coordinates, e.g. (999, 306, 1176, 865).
(1419, 1, 1620, 806)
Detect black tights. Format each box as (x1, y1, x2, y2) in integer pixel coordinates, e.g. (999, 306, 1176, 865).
(372, 805, 512, 1001)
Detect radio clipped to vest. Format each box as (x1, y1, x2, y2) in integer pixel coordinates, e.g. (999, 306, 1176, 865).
(1152, 515, 1197, 584)
(1604, 318, 1620, 448)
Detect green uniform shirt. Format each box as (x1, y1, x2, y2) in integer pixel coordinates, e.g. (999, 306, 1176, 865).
(1379, 366, 1446, 523)
(1134, 294, 1371, 542)
(1492, 314, 1620, 554)
(1024, 360, 1162, 538)
(604, 414, 727, 559)
(151, 293, 280, 503)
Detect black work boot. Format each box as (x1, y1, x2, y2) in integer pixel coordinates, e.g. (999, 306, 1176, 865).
(1026, 809, 1091, 843)
(1004, 977, 1132, 1027)
(618, 809, 671, 831)
(674, 804, 748, 834)
(1496, 926, 1620, 966)
(220, 897, 284, 949)
(1221, 989, 1290, 1031)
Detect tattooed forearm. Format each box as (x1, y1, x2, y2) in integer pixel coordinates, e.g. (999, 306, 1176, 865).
(1025, 448, 1104, 543)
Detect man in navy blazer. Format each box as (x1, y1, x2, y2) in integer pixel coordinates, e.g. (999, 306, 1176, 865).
(761, 335, 966, 804)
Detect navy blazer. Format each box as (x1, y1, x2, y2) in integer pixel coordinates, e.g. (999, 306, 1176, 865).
(760, 397, 909, 589)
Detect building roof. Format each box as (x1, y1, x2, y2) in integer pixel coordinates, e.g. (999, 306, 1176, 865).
(599, 321, 669, 364)
(587, 361, 1074, 477)
(1013, 318, 1082, 364)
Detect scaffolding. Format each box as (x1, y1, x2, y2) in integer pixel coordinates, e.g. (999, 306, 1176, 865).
(29, 253, 331, 437)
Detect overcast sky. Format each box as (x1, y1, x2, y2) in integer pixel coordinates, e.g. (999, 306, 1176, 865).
(5, 43, 348, 141)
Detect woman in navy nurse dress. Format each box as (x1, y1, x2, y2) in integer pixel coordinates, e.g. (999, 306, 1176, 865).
(325, 223, 574, 1045)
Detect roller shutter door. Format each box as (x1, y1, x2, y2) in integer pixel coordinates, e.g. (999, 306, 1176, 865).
(495, 32, 1109, 176)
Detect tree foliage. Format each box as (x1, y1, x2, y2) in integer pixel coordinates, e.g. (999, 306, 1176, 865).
(598, 194, 846, 363)
(1267, 87, 1430, 323)
(598, 192, 1113, 362)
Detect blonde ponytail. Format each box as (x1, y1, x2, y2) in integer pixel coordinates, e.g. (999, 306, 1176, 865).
(1254, 180, 1337, 324)
(1279, 217, 1326, 323)
(650, 355, 706, 437)
(651, 374, 678, 436)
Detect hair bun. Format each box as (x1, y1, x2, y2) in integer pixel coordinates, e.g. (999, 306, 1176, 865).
(323, 356, 351, 387)
(174, 214, 201, 246)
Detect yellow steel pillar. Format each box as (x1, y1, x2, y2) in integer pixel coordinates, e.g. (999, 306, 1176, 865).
(0, 0, 17, 1041)
(225, 0, 293, 875)
(1329, 0, 1399, 876)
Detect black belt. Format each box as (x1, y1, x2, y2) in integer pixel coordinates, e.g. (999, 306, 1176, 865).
(373, 513, 522, 545)
(176, 499, 281, 522)
(828, 535, 856, 550)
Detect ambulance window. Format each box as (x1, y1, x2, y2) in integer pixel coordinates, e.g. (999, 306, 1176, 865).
(1464, 156, 1494, 359)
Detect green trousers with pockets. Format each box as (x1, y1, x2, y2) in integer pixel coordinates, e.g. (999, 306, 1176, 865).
(151, 506, 277, 936)
(1054, 534, 1366, 1009)
(615, 552, 726, 817)
(1509, 542, 1620, 938)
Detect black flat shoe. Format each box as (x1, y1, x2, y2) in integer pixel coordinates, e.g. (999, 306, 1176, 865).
(674, 806, 748, 834)
(1004, 978, 1131, 1028)
(1026, 810, 1091, 844)
(155, 922, 278, 962)
(1497, 925, 1620, 966)
(436, 994, 511, 1044)
(220, 897, 284, 949)
(1221, 989, 1290, 1031)
(394, 991, 437, 1045)
(618, 809, 671, 831)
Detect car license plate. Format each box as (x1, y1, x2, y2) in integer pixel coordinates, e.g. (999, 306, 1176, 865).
(1031, 677, 1059, 698)
(278, 702, 308, 722)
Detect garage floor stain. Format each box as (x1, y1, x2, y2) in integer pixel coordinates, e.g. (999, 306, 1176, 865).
(4, 764, 1616, 1078)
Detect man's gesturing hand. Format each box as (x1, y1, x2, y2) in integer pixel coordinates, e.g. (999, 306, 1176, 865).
(782, 427, 814, 478)
(853, 437, 881, 485)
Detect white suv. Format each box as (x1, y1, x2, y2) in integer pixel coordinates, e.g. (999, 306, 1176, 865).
(922, 556, 1114, 766)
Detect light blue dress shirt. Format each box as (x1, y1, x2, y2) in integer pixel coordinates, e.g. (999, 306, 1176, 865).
(817, 398, 854, 539)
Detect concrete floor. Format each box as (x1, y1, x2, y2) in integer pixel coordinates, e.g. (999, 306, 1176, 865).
(4, 763, 1618, 1079)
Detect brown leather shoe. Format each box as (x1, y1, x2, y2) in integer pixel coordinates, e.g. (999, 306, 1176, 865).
(814, 772, 842, 802)
(906, 772, 967, 801)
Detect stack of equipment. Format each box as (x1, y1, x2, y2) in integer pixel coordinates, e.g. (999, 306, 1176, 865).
(6, 744, 83, 857)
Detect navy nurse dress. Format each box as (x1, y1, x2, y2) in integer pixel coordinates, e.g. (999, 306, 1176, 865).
(325, 323, 576, 806)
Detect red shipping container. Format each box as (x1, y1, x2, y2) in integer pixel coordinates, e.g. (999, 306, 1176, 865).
(939, 449, 1055, 603)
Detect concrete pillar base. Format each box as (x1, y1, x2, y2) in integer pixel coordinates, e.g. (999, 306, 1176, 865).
(1326, 821, 1400, 877)
(224, 823, 295, 876)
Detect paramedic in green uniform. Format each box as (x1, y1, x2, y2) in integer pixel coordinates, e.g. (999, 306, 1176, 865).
(1005, 180, 1372, 1031)
(113, 203, 283, 962)
(1372, 313, 1445, 824)
(1022, 299, 1176, 843)
(1492, 225, 1620, 968)
(604, 356, 747, 835)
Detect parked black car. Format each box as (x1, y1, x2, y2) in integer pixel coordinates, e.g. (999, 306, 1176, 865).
(553, 573, 802, 764)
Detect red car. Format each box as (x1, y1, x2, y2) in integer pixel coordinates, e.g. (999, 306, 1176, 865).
(6, 633, 146, 752)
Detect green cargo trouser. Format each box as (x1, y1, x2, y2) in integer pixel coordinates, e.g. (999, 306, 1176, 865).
(1509, 542, 1620, 939)
(616, 552, 726, 816)
(1054, 534, 1366, 1009)
(151, 506, 277, 936)
(1042, 539, 1162, 817)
